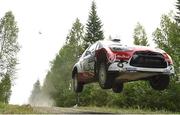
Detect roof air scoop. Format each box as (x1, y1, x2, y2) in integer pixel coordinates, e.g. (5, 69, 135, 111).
(111, 38, 121, 42)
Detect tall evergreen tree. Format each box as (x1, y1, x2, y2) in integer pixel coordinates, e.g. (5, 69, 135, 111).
(66, 18, 85, 55)
(0, 11, 19, 103)
(29, 80, 41, 106)
(84, 1, 104, 48)
(133, 22, 149, 46)
(175, 0, 180, 23)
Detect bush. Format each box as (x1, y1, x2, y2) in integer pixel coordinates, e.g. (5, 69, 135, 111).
(76, 80, 180, 112)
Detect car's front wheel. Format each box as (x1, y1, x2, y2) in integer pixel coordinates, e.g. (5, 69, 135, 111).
(98, 62, 113, 89)
(149, 75, 170, 90)
(73, 73, 83, 93)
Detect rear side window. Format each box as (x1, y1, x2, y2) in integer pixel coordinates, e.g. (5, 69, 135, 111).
(97, 42, 103, 49)
(88, 43, 97, 52)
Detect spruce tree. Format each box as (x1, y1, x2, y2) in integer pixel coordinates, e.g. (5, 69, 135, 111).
(29, 80, 41, 106)
(85, 1, 104, 48)
(66, 18, 85, 55)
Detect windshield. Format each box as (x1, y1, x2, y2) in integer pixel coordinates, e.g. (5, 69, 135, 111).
(100, 41, 122, 47)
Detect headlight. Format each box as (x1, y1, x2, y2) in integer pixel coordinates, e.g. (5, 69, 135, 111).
(163, 53, 173, 65)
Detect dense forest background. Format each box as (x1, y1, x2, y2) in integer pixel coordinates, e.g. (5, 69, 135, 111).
(29, 0, 180, 112)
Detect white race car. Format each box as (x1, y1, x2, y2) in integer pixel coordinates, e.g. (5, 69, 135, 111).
(72, 39, 174, 93)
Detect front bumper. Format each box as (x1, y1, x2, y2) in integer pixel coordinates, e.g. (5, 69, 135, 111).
(108, 61, 174, 75)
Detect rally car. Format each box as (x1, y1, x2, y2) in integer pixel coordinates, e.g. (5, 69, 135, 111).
(72, 39, 174, 93)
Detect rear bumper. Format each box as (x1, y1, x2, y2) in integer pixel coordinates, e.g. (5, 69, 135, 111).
(108, 61, 174, 75)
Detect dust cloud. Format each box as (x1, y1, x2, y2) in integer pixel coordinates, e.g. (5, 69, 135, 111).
(29, 92, 54, 107)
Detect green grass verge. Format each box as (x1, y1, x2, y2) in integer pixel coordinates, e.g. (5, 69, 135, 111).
(0, 103, 35, 114)
(0, 103, 178, 114)
(79, 106, 178, 114)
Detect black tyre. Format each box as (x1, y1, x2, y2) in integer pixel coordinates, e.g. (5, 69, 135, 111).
(98, 62, 113, 89)
(112, 82, 123, 93)
(149, 75, 170, 90)
(73, 73, 83, 93)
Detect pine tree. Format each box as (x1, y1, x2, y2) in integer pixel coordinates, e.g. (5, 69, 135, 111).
(66, 18, 85, 56)
(133, 22, 149, 46)
(84, 1, 104, 48)
(175, 0, 180, 23)
(29, 80, 41, 106)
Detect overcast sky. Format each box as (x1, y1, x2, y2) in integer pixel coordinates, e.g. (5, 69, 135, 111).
(0, 0, 176, 105)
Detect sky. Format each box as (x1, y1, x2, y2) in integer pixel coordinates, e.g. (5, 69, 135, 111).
(0, 0, 176, 105)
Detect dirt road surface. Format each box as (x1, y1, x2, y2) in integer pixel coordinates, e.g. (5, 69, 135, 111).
(30, 106, 174, 114)
(33, 106, 112, 114)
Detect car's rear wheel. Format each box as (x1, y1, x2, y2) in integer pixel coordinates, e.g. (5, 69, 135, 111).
(112, 82, 123, 93)
(98, 62, 113, 89)
(73, 73, 83, 93)
(149, 75, 170, 90)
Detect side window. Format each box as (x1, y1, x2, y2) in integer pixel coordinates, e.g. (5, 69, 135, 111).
(95, 42, 99, 50)
(89, 43, 98, 53)
(96, 42, 103, 50)
(83, 47, 90, 57)
(84, 43, 97, 57)
(88, 44, 95, 52)
(84, 50, 90, 57)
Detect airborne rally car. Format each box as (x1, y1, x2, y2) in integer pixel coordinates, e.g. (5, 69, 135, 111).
(72, 39, 174, 93)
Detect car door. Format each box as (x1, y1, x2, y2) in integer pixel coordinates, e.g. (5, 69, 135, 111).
(78, 47, 89, 72)
(80, 43, 96, 71)
(82, 50, 92, 72)
(87, 44, 98, 74)
(85, 43, 99, 74)
(78, 43, 98, 82)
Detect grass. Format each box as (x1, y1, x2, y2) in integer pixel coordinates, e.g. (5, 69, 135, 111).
(0, 103, 35, 114)
(78, 106, 177, 114)
(0, 103, 178, 114)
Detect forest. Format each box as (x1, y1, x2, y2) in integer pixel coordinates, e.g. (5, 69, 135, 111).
(27, 0, 180, 112)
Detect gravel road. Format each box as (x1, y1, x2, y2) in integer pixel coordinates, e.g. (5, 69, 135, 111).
(33, 106, 112, 114)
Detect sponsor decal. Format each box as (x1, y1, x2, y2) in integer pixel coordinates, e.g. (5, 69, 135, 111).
(116, 54, 130, 59)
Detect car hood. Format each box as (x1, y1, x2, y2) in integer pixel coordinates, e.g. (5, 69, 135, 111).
(129, 45, 165, 54)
